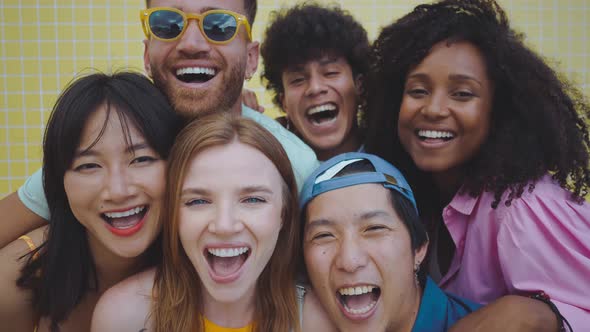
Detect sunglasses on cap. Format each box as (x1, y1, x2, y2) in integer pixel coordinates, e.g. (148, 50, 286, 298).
(140, 7, 252, 44)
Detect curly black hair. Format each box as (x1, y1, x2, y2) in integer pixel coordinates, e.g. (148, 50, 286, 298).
(365, 0, 590, 209)
(260, 3, 370, 110)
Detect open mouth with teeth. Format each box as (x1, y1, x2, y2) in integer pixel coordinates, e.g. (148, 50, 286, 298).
(205, 246, 251, 283)
(416, 129, 455, 141)
(337, 285, 381, 317)
(307, 103, 339, 125)
(176, 67, 217, 84)
(101, 206, 148, 236)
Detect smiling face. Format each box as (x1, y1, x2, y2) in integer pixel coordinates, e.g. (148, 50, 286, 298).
(178, 141, 285, 305)
(144, 0, 259, 118)
(304, 183, 426, 332)
(63, 105, 165, 259)
(398, 41, 493, 182)
(281, 55, 361, 160)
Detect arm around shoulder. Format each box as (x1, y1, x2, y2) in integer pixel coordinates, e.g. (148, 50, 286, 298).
(0, 227, 46, 331)
(449, 295, 559, 332)
(0, 192, 46, 248)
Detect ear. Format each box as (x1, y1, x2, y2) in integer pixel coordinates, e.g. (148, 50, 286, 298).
(143, 39, 152, 78)
(354, 74, 364, 97)
(245, 41, 259, 81)
(280, 92, 289, 114)
(414, 238, 429, 267)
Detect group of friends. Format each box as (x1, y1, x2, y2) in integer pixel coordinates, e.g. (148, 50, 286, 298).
(0, 0, 588, 331)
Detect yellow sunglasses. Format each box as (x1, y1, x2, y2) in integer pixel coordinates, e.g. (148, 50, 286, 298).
(140, 7, 252, 44)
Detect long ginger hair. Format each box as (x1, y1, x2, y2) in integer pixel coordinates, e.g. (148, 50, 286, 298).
(152, 113, 301, 332)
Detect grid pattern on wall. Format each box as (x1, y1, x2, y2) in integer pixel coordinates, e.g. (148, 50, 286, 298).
(1, 0, 589, 197)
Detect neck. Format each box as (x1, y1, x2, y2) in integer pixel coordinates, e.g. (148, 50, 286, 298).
(233, 96, 246, 116)
(203, 284, 255, 328)
(431, 168, 463, 206)
(389, 284, 423, 332)
(316, 129, 361, 161)
(88, 235, 145, 293)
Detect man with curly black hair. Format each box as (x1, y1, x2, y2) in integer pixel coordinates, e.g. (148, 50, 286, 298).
(260, 3, 370, 161)
(366, 0, 590, 330)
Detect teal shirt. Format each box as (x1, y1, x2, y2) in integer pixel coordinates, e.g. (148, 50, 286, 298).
(18, 105, 319, 220)
(412, 277, 481, 332)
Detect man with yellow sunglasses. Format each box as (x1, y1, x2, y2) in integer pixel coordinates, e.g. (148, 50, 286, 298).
(140, 0, 317, 187)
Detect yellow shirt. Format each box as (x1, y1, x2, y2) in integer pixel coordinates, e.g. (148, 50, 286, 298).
(204, 317, 253, 332)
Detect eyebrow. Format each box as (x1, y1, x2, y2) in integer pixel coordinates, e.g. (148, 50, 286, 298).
(181, 187, 209, 197)
(406, 72, 482, 87)
(359, 210, 392, 220)
(239, 185, 274, 195)
(286, 56, 340, 74)
(75, 142, 150, 158)
(448, 73, 483, 86)
(306, 209, 393, 229)
(180, 185, 274, 197)
(306, 218, 336, 230)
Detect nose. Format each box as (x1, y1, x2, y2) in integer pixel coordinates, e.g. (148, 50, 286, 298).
(305, 73, 327, 97)
(420, 91, 450, 119)
(102, 167, 136, 203)
(176, 19, 212, 56)
(208, 202, 244, 236)
(335, 236, 368, 273)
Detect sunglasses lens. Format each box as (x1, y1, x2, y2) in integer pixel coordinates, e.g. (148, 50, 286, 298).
(203, 13, 238, 42)
(149, 10, 184, 39)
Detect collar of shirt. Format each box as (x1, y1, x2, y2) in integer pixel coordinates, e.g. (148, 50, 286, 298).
(412, 277, 480, 332)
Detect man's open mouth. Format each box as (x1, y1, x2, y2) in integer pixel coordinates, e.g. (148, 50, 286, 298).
(337, 284, 381, 315)
(306, 103, 339, 125)
(176, 67, 217, 84)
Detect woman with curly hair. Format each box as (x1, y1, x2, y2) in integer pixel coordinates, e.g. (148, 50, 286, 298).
(260, 3, 370, 161)
(365, 0, 590, 330)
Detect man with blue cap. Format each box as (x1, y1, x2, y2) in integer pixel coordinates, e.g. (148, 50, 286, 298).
(300, 152, 480, 332)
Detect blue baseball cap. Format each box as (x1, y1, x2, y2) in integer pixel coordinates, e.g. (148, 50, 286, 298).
(299, 152, 417, 211)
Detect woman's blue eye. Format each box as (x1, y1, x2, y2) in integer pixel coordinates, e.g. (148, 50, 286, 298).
(243, 197, 265, 204)
(185, 198, 209, 206)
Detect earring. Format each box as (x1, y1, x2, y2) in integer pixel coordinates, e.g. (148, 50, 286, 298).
(285, 116, 291, 131)
(414, 261, 421, 287)
(356, 103, 364, 127)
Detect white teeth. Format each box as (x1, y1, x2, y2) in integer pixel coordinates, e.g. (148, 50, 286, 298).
(418, 129, 454, 139)
(338, 285, 375, 296)
(307, 103, 337, 115)
(104, 206, 145, 218)
(344, 300, 377, 315)
(176, 67, 216, 76)
(208, 247, 249, 258)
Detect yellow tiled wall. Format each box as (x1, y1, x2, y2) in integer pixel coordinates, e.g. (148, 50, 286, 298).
(1, 0, 589, 197)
